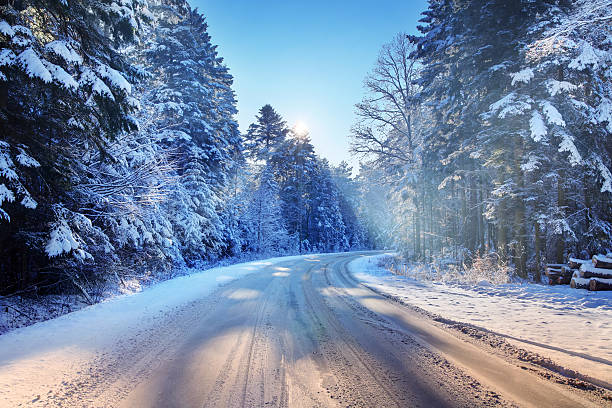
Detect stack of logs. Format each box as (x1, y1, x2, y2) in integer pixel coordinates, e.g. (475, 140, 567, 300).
(545, 254, 612, 291)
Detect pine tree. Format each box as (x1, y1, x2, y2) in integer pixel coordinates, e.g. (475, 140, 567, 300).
(244, 104, 289, 161)
(243, 165, 290, 254)
(130, 0, 242, 262)
(0, 0, 145, 292)
(309, 160, 348, 251)
(332, 161, 367, 249)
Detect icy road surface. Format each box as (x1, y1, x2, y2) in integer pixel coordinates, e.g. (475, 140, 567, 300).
(0, 252, 604, 407)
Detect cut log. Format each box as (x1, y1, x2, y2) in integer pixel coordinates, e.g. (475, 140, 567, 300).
(546, 263, 567, 268)
(579, 263, 612, 279)
(546, 273, 563, 285)
(545, 265, 572, 278)
(556, 276, 572, 285)
(561, 265, 573, 277)
(545, 267, 561, 277)
(589, 278, 612, 291)
(569, 258, 591, 269)
(570, 277, 591, 290)
(593, 254, 612, 269)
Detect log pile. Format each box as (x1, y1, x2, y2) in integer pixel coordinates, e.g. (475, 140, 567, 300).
(544, 264, 574, 285)
(568, 254, 612, 291)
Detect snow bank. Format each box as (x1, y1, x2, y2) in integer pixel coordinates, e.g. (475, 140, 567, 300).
(349, 253, 612, 384)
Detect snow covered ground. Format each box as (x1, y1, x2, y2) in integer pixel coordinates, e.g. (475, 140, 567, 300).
(0, 254, 310, 405)
(349, 253, 612, 385)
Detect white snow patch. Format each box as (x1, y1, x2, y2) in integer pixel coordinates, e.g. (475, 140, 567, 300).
(45, 221, 79, 257)
(350, 254, 612, 383)
(521, 155, 541, 172)
(595, 98, 612, 133)
(0, 151, 17, 180)
(510, 68, 534, 85)
(97, 64, 131, 94)
(16, 147, 39, 167)
(568, 41, 600, 71)
(43, 60, 78, 90)
(0, 21, 15, 37)
(596, 158, 612, 193)
(80, 68, 114, 100)
(0, 48, 15, 67)
(67, 117, 85, 130)
(0, 183, 15, 205)
(20, 195, 36, 209)
(16, 48, 52, 83)
(557, 130, 581, 166)
(45, 40, 82, 65)
(529, 110, 548, 142)
(545, 79, 577, 96)
(488, 93, 532, 119)
(540, 100, 566, 126)
(12, 25, 32, 38)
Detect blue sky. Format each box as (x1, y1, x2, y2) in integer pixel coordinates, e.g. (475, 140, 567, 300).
(193, 0, 429, 167)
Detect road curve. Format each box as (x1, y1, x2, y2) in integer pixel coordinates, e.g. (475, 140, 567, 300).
(95, 252, 600, 407)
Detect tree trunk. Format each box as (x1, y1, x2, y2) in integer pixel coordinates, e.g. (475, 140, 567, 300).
(555, 169, 566, 264)
(414, 209, 421, 259)
(534, 221, 542, 282)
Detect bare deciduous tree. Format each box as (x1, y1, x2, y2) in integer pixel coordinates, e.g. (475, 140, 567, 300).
(351, 33, 422, 168)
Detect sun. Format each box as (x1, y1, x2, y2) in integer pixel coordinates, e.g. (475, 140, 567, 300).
(293, 121, 309, 136)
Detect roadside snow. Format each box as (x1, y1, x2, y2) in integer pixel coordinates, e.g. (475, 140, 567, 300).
(0, 255, 307, 405)
(349, 253, 612, 384)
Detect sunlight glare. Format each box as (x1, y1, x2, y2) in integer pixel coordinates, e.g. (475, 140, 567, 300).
(293, 121, 309, 136)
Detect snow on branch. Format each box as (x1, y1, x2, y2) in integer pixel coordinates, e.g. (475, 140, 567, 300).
(45, 40, 83, 66)
(17, 48, 52, 83)
(527, 0, 612, 61)
(486, 93, 532, 119)
(45, 220, 80, 258)
(545, 79, 577, 96)
(510, 68, 534, 85)
(97, 63, 132, 94)
(80, 67, 115, 100)
(557, 130, 581, 166)
(540, 101, 565, 127)
(529, 110, 548, 142)
(595, 98, 612, 133)
(568, 41, 602, 71)
(596, 157, 612, 193)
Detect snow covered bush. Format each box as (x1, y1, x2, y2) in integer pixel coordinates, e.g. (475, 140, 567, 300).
(460, 253, 512, 285)
(378, 253, 512, 285)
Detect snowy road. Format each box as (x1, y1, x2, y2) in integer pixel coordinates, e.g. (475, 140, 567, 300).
(0, 252, 606, 407)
